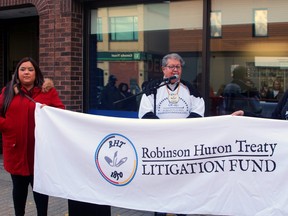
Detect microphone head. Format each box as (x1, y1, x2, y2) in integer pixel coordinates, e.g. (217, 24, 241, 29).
(163, 74, 179, 82)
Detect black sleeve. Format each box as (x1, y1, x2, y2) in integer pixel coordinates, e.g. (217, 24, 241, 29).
(271, 90, 288, 119)
(187, 113, 202, 118)
(140, 79, 161, 119)
(243, 111, 262, 118)
(142, 112, 159, 119)
(144, 79, 162, 96)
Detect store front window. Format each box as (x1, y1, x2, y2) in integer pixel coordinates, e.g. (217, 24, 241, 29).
(88, 1, 204, 117)
(87, 0, 288, 118)
(210, 0, 288, 117)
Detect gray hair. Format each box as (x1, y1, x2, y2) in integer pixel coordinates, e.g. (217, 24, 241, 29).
(162, 53, 185, 67)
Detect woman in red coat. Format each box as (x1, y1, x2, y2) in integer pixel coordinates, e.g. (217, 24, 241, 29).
(0, 57, 65, 216)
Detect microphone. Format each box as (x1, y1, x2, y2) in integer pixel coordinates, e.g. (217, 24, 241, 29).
(162, 75, 179, 82)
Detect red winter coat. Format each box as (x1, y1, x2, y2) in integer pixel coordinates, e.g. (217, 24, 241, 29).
(0, 86, 65, 176)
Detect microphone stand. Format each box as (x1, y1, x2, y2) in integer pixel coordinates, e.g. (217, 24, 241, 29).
(114, 80, 172, 115)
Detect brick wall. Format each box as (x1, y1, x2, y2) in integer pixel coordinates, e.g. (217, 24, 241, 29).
(0, 0, 83, 112)
(40, 0, 83, 111)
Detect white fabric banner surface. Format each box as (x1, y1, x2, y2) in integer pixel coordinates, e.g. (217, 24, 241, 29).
(34, 103, 288, 216)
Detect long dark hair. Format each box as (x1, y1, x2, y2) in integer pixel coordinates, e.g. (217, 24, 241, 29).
(1, 57, 44, 117)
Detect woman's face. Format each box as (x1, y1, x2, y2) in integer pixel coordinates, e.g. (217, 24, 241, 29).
(18, 61, 36, 90)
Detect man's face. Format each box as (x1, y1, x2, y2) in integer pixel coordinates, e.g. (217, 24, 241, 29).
(273, 81, 281, 90)
(162, 58, 182, 84)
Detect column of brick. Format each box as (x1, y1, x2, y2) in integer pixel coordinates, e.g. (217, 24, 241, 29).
(38, 0, 83, 112)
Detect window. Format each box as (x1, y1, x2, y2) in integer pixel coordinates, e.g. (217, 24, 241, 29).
(210, 11, 222, 38)
(97, 18, 103, 41)
(253, 9, 268, 37)
(109, 16, 138, 41)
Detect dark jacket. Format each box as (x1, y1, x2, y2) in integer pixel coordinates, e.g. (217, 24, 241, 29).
(271, 90, 288, 119)
(223, 79, 262, 115)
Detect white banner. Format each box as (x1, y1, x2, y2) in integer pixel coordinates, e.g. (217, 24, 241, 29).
(34, 103, 288, 216)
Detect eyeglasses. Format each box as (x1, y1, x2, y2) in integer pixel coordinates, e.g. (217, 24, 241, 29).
(165, 65, 182, 70)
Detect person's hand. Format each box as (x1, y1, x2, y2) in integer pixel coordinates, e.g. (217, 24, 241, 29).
(40, 104, 47, 109)
(13, 84, 19, 95)
(42, 78, 54, 93)
(231, 110, 244, 116)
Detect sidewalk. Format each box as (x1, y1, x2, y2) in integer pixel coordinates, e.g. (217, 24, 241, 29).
(0, 154, 154, 216)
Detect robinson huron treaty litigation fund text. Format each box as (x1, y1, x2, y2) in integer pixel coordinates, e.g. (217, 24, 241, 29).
(141, 140, 277, 175)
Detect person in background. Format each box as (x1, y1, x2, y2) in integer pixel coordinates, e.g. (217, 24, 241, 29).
(265, 79, 284, 102)
(232, 89, 288, 119)
(118, 82, 137, 111)
(141, 80, 149, 92)
(0, 57, 65, 216)
(99, 74, 122, 110)
(245, 78, 256, 88)
(138, 53, 205, 216)
(271, 89, 288, 119)
(216, 84, 226, 97)
(259, 81, 269, 99)
(223, 65, 262, 116)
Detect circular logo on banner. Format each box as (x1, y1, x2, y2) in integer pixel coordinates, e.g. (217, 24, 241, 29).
(95, 133, 138, 186)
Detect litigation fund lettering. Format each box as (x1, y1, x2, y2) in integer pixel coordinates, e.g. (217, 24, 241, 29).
(141, 140, 277, 175)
